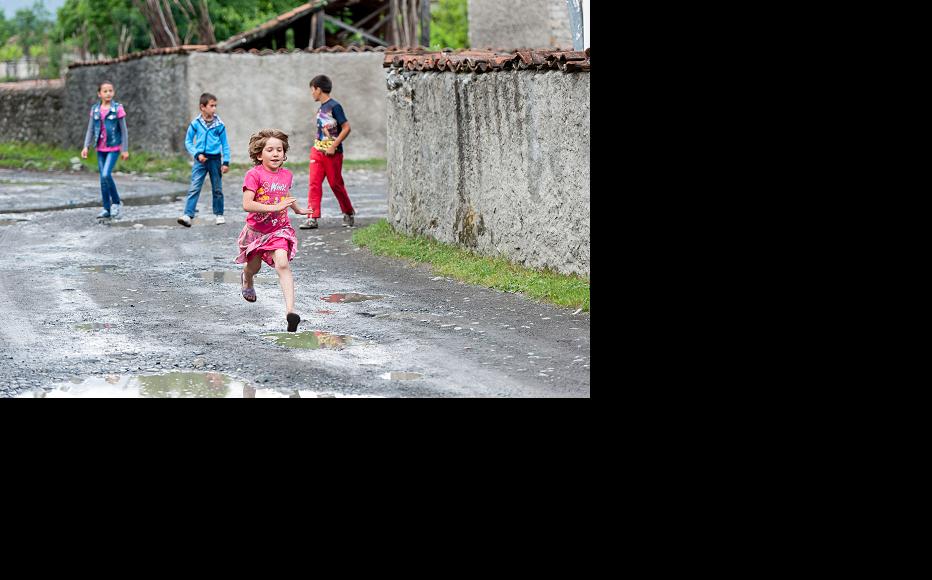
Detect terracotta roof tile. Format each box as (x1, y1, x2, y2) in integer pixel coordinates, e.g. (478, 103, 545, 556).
(68, 43, 404, 68)
(384, 49, 590, 74)
(68, 45, 209, 68)
(67, 45, 581, 72)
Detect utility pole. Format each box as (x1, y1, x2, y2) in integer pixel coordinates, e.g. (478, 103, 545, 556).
(566, 0, 583, 51)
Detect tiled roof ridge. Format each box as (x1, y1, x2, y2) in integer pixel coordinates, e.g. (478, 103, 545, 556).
(67, 44, 413, 68)
(67, 46, 590, 72)
(384, 48, 590, 73)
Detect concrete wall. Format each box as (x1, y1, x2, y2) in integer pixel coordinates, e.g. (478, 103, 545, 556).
(386, 69, 590, 277)
(49, 52, 386, 163)
(0, 82, 64, 145)
(63, 56, 189, 155)
(469, 0, 572, 49)
(186, 52, 386, 164)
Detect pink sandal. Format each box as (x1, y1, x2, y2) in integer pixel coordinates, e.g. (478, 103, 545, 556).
(241, 272, 257, 302)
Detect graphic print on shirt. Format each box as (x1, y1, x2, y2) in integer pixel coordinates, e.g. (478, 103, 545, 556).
(314, 108, 339, 151)
(254, 180, 289, 226)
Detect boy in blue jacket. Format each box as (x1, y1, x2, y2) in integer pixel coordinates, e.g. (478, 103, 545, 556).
(178, 93, 231, 226)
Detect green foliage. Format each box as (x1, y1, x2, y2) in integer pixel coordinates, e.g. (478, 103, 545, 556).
(41, 40, 63, 78)
(12, 1, 53, 57)
(430, 0, 468, 50)
(0, 44, 25, 61)
(53, 0, 310, 58)
(57, 0, 149, 57)
(0, 1, 55, 60)
(209, 0, 310, 41)
(7, 0, 407, 79)
(0, 12, 12, 46)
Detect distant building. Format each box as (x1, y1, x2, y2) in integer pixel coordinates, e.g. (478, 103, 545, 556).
(1, 57, 40, 81)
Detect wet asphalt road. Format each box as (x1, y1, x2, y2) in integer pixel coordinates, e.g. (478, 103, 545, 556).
(0, 168, 590, 398)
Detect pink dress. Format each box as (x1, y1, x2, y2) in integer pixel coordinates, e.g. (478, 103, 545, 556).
(236, 166, 298, 267)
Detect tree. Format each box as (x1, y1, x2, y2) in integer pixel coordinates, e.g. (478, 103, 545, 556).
(1, 12, 13, 47)
(57, 0, 148, 58)
(133, 0, 181, 47)
(0, 44, 25, 63)
(173, 0, 216, 45)
(130, 0, 302, 49)
(13, 2, 54, 57)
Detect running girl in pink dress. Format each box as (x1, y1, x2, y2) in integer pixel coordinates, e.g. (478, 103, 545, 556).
(236, 129, 312, 332)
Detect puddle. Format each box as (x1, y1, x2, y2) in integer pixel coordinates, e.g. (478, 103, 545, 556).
(16, 372, 388, 399)
(17, 372, 241, 398)
(380, 372, 424, 381)
(108, 218, 189, 228)
(242, 387, 382, 398)
(199, 271, 275, 284)
(0, 218, 30, 226)
(76, 323, 118, 331)
(316, 310, 337, 315)
(321, 293, 384, 303)
(262, 331, 352, 349)
(81, 265, 119, 273)
(15, 373, 376, 399)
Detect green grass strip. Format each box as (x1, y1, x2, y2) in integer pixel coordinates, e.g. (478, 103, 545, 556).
(353, 220, 589, 312)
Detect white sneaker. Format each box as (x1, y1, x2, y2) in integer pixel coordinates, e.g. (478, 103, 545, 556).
(215, 215, 226, 225)
(110, 203, 122, 219)
(177, 215, 192, 227)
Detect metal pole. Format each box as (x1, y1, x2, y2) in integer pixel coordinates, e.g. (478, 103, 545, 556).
(566, 0, 583, 50)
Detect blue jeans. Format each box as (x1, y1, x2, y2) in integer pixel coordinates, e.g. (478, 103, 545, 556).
(97, 151, 122, 213)
(184, 157, 224, 218)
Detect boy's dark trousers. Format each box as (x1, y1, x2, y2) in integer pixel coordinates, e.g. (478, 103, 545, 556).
(184, 154, 224, 218)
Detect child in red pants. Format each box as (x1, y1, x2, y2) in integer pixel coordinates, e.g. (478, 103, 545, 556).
(300, 75, 356, 229)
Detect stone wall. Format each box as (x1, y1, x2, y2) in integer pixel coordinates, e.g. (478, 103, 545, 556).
(62, 55, 189, 155)
(0, 81, 64, 145)
(386, 69, 589, 277)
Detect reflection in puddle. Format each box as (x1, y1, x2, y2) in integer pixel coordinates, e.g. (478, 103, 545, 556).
(81, 265, 119, 273)
(316, 310, 337, 315)
(380, 372, 424, 381)
(76, 323, 117, 331)
(321, 293, 384, 303)
(0, 219, 29, 226)
(17, 373, 382, 398)
(244, 388, 381, 398)
(18, 373, 237, 398)
(262, 331, 351, 350)
(199, 271, 274, 284)
(109, 218, 188, 228)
